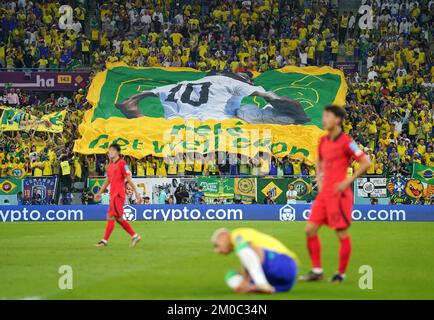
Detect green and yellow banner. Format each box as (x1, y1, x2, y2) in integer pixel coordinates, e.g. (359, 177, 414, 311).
(74, 62, 347, 163)
(234, 178, 256, 203)
(257, 177, 313, 204)
(197, 177, 234, 199)
(387, 176, 434, 204)
(412, 163, 434, 185)
(0, 106, 66, 133)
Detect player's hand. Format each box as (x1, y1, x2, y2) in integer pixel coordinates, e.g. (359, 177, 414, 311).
(135, 194, 142, 204)
(255, 284, 275, 294)
(335, 178, 353, 193)
(317, 180, 323, 193)
(236, 282, 257, 293)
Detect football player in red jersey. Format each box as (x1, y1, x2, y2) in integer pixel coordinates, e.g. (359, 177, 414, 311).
(94, 143, 142, 247)
(300, 105, 371, 283)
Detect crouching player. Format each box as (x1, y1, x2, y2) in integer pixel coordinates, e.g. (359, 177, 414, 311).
(211, 228, 298, 293)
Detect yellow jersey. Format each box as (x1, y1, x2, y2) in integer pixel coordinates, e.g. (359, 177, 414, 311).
(231, 228, 298, 263)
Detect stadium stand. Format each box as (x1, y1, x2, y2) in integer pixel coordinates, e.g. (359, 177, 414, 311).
(0, 0, 432, 205)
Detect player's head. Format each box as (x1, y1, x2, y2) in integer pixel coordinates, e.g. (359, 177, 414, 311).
(322, 105, 346, 130)
(108, 143, 121, 160)
(207, 70, 254, 85)
(236, 72, 254, 85)
(211, 228, 232, 255)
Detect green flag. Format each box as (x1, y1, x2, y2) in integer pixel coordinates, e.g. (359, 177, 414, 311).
(412, 163, 434, 184)
(74, 62, 347, 164)
(197, 177, 235, 199)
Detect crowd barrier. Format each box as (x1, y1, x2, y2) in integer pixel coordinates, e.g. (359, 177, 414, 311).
(0, 204, 432, 223)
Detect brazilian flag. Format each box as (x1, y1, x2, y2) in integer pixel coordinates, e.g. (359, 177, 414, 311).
(87, 178, 106, 195)
(0, 178, 22, 195)
(412, 163, 434, 185)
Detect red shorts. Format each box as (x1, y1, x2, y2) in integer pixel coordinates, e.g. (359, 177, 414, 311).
(308, 188, 353, 229)
(108, 195, 125, 218)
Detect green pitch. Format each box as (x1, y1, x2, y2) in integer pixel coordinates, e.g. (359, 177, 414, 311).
(1, 221, 433, 300)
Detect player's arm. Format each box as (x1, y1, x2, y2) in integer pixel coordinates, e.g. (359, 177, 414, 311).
(336, 154, 372, 192)
(125, 174, 142, 204)
(251, 90, 297, 105)
(94, 178, 109, 201)
(125, 91, 157, 100)
(315, 156, 323, 192)
(115, 91, 157, 119)
(235, 242, 274, 293)
(350, 154, 371, 180)
(251, 91, 311, 124)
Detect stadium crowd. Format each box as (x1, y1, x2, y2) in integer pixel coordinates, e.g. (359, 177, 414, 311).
(0, 0, 433, 203)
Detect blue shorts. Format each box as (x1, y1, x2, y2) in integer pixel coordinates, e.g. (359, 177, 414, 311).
(262, 249, 298, 292)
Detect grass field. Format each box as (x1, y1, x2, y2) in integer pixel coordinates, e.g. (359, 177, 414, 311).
(1, 221, 433, 300)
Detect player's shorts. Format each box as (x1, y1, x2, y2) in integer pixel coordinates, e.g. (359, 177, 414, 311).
(308, 188, 353, 229)
(262, 249, 298, 292)
(108, 195, 125, 218)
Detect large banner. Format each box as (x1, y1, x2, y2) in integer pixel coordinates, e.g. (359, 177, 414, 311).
(1, 204, 433, 222)
(22, 176, 57, 205)
(0, 106, 66, 133)
(257, 177, 312, 204)
(73, 62, 347, 164)
(387, 176, 434, 204)
(0, 71, 89, 91)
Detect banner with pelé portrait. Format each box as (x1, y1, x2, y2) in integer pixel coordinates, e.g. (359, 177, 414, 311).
(73, 62, 347, 164)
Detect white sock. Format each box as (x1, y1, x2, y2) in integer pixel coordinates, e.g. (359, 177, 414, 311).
(236, 246, 270, 287)
(313, 268, 323, 274)
(225, 272, 243, 290)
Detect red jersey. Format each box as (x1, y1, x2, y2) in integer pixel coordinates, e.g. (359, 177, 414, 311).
(107, 158, 130, 197)
(318, 132, 364, 193)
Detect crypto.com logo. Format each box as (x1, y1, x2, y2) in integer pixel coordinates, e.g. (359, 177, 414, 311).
(123, 205, 137, 221)
(279, 204, 296, 221)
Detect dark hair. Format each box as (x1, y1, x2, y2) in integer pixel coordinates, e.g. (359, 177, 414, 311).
(324, 105, 346, 121)
(109, 143, 121, 153)
(206, 70, 253, 84)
